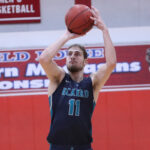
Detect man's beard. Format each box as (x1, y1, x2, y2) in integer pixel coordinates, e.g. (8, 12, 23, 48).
(67, 65, 83, 73)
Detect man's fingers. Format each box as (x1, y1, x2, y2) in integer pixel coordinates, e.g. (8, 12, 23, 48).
(91, 6, 99, 15)
(90, 16, 96, 20)
(90, 9, 96, 17)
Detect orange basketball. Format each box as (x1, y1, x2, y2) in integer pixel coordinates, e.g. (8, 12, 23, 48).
(65, 4, 94, 35)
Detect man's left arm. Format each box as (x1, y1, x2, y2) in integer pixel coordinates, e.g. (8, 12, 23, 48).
(91, 29, 117, 99)
(90, 7, 117, 102)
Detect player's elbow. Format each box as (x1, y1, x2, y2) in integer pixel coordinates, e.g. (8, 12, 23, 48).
(111, 61, 117, 68)
(39, 54, 46, 65)
(107, 61, 116, 70)
(111, 63, 116, 70)
(39, 51, 52, 65)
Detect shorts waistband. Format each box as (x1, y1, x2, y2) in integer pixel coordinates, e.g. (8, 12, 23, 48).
(50, 143, 91, 150)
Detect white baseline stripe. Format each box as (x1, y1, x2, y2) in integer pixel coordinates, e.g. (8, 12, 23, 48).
(102, 87, 150, 92)
(103, 84, 150, 88)
(0, 89, 48, 93)
(0, 17, 41, 21)
(0, 92, 47, 97)
(0, 87, 150, 97)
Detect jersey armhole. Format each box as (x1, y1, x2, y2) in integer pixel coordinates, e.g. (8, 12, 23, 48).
(88, 76, 96, 103)
(48, 73, 67, 97)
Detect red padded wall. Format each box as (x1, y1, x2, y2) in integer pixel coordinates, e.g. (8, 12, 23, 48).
(92, 90, 150, 150)
(0, 95, 50, 150)
(0, 90, 150, 150)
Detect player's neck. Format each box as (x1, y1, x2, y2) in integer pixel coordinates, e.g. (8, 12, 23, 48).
(69, 70, 84, 83)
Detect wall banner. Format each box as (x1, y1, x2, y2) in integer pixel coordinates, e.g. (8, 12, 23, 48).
(0, 45, 150, 96)
(0, 0, 41, 23)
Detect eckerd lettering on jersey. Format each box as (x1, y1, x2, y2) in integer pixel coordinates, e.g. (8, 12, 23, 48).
(62, 87, 89, 98)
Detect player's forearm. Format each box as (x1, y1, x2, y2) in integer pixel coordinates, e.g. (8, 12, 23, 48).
(39, 33, 69, 64)
(103, 29, 117, 68)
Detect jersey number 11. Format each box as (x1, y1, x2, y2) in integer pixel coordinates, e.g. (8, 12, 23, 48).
(68, 99, 80, 116)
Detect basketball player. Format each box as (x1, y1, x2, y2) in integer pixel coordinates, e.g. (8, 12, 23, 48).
(39, 7, 117, 150)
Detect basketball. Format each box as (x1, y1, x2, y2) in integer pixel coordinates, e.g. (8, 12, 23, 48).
(65, 4, 94, 35)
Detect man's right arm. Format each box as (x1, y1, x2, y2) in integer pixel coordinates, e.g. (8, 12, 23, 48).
(39, 33, 68, 83)
(39, 30, 82, 83)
